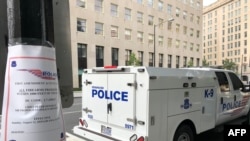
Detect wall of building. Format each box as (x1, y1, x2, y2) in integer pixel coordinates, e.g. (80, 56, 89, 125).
(203, 0, 250, 75)
(70, 0, 203, 88)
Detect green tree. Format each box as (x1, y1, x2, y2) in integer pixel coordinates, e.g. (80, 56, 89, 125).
(202, 58, 209, 67)
(187, 60, 193, 67)
(127, 53, 140, 66)
(223, 59, 237, 70)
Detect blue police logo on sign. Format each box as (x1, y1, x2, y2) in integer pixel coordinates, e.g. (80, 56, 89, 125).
(11, 61, 17, 67)
(92, 86, 128, 102)
(181, 99, 192, 109)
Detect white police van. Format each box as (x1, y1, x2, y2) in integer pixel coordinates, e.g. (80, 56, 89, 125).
(73, 66, 250, 141)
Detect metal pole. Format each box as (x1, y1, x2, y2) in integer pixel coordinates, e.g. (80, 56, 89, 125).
(153, 25, 156, 67)
(241, 54, 243, 77)
(0, 0, 8, 115)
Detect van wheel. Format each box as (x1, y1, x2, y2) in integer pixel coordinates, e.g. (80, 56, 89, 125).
(173, 124, 194, 141)
(247, 111, 250, 125)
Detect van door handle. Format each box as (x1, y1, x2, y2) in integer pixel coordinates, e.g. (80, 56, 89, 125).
(234, 95, 236, 101)
(220, 97, 223, 104)
(107, 103, 112, 114)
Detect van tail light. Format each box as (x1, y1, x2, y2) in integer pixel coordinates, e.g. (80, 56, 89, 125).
(130, 135, 145, 141)
(137, 136, 144, 141)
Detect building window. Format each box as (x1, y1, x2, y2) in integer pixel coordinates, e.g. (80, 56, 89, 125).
(77, 43, 87, 87)
(148, 15, 154, 26)
(183, 26, 187, 34)
(176, 40, 180, 48)
(95, 22, 103, 35)
(168, 38, 172, 47)
(159, 54, 163, 67)
(148, 0, 153, 8)
(125, 29, 132, 40)
(167, 4, 172, 15)
(183, 11, 187, 19)
(196, 44, 200, 52)
(138, 51, 143, 66)
(125, 49, 132, 65)
(190, 13, 194, 22)
(125, 8, 131, 20)
(137, 12, 143, 23)
(96, 46, 104, 67)
(196, 16, 200, 24)
(158, 1, 163, 11)
(137, 32, 143, 43)
(168, 55, 172, 68)
(158, 36, 163, 46)
(196, 30, 200, 38)
(111, 26, 118, 37)
(76, 0, 86, 8)
(112, 48, 119, 66)
(149, 52, 154, 66)
(176, 24, 180, 33)
(95, 0, 103, 12)
(137, 0, 143, 4)
(111, 3, 118, 17)
(77, 18, 86, 32)
(190, 0, 194, 7)
(148, 34, 153, 44)
(190, 43, 194, 51)
(196, 58, 200, 67)
(189, 57, 194, 66)
(176, 8, 180, 17)
(197, 2, 200, 8)
(158, 18, 163, 29)
(176, 56, 180, 68)
(167, 21, 172, 30)
(183, 41, 187, 49)
(78, 43, 87, 70)
(183, 56, 187, 67)
(190, 28, 194, 37)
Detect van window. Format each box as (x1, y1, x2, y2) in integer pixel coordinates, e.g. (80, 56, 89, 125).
(215, 72, 230, 92)
(242, 75, 248, 81)
(228, 72, 243, 90)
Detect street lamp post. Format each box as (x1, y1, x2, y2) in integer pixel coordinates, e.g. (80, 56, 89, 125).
(153, 18, 174, 67)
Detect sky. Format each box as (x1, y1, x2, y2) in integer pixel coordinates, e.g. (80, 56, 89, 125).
(203, 0, 217, 6)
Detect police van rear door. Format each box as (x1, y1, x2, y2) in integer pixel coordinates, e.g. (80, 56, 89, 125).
(82, 73, 108, 123)
(107, 73, 136, 130)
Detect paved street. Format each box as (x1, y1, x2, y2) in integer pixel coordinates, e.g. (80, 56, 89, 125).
(63, 96, 224, 141)
(63, 97, 82, 134)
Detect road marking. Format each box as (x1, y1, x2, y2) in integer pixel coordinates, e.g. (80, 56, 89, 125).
(63, 111, 81, 115)
(66, 132, 87, 141)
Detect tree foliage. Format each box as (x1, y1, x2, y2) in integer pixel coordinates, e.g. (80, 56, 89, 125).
(127, 52, 140, 66)
(223, 59, 237, 70)
(187, 60, 193, 67)
(202, 58, 209, 67)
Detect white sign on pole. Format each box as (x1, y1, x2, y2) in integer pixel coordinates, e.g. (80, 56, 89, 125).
(1, 45, 65, 141)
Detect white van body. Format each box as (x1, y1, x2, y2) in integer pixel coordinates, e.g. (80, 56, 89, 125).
(73, 66, 250, 141)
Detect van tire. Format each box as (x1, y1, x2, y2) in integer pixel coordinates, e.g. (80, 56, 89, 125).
(246, 111, 250, 125)
(173, 124, 194, 141)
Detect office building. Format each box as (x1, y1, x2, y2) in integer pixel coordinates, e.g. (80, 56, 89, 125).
(203, 0, 249, 75)
(70, 0, 203, 87)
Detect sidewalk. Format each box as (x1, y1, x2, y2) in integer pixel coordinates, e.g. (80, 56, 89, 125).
(74, 91, 82, 98)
